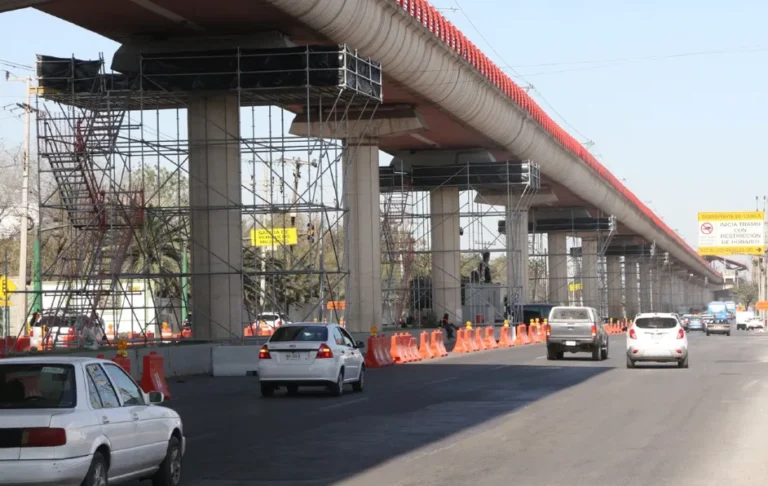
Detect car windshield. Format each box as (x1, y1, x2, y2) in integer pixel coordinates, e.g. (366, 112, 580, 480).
(270, 326, 328, 342)
(635, 317, 678, 329)
(0, 363, 77, 409)
(550, 308, 591, 320)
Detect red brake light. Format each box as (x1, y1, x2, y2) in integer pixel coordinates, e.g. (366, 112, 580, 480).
(677, 328, 685, 340)
(629, 328, 637, 340)
(545, 324, 551, 337)
(21, 428, 67, 447)
(591, 324, 597, 337)
(259, 345, 271, 359)
(316, 343, 333, 359)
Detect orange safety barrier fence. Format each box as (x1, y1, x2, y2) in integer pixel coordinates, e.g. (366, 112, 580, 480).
(474, 327, 486, 351)
(419, 331, 434, 359)
(514, 324, 526, 345)
(453, 328, 470, 353)
(484, 326, 497, 349)
(408, 334, 422, 362)
(140, 351, 171, 399)
(390, 333, 407, 363)
(499, 326, 514, 347)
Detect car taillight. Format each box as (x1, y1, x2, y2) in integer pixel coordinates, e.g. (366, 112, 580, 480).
(259, 345, 271, 359)
(629, 328, 637, 339)
(677, 328, 685, 340)
(591, 324, 597, 337)
(545, 324, 551, 337)
(21, 428, 67, 447)
(316, 344, 333, 359)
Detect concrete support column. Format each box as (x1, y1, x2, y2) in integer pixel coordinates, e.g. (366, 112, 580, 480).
(652, 267, 662, 312)
(625, 257, 640, 318)
(343, 142, 382, 333)
(581, 238, 599, 308)
(505, 207, 529, 307)
(606, 255, 622, 319)
(430, 187, 462, 322)
(639, 261, 652, 311)
(188, 93, 243, 340)
(547, 233, 569, 305)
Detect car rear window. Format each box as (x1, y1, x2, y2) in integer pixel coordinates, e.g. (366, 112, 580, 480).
(270, 326, 328, 342)
(635, 317, 677, 329)
(550, 308, 591, 320)
(0, 364, 77, 409)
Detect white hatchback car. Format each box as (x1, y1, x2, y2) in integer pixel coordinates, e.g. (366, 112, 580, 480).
(626, 313, 689, 369)
(0, 356, 184, 486)
(257, 322, 366, 397)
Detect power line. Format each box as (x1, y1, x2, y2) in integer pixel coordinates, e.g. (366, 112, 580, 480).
(0, 59, 33, 72)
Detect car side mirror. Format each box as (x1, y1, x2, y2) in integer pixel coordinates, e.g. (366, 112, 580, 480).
(356, 341, 366, 349)
(148, 391, 164, 404)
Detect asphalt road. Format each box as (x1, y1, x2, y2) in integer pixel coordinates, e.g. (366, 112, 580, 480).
(154, 330, 768, 486)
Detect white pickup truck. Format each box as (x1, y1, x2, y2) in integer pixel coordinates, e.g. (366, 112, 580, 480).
(546, 306, 609, 361)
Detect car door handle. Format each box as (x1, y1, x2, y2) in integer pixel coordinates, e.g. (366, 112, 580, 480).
(132, 413, 140, 421)
(101, 416, 110, 424)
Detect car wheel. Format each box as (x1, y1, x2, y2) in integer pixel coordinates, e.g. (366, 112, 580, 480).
(546, 346, 556, 360)
(556, 351, 564, 360)
(329, 370, 344, 397)
(706, 332, 710, 336)
(592, 345, 601, 361)
(152, 436, 182, 486)
(678, 356, 689, 369)
(260, 383, 275, 397)
(601, 342, 609, 360)
(626, 356, 635, 369)
(353, 366, 365, 392)
(727, 332, 731, 337)
(82, 451, 108, 486)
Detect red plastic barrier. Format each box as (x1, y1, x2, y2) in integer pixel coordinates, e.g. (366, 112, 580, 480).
(139, 351, 171, 399)
(112, 356, 132, 375)
(365, 336, 383, 368)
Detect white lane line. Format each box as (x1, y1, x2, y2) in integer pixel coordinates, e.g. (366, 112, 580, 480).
(743, 379, 760, 391)
(427, 376, 458, 386)
(318, 397, 369, 410)
(536, 356, 546, 360)
(490, 365, 508, 371)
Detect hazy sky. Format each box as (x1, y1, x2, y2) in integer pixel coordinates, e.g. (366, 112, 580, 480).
(0, 1, 766, 251)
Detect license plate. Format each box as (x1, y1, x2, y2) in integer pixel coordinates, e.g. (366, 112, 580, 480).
(285, 352, 302, 361)
(565, 341, 576, 346)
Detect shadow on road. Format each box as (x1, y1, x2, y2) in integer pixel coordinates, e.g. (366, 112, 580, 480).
(162, 361, 610, 485)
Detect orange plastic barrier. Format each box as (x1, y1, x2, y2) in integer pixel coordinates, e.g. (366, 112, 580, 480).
(432, 330, 448, 356)
(514, 324, 525, 345)
(365, 336, 383, 368)
(528, 325, 537, 343)
(380, 336, 395, 365)
(408, 335, 422, 362)
(484, 327, 498, 349)
(474, 327, 486, 351)
(139, 351, 171, 399)
(390, 334, 407, 363)
(419, 331, 434, 359)
(452, 328, 470, 353)
(499, 326, 513, 347)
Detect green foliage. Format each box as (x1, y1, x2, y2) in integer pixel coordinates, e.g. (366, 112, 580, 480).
(731, 280, 759, 309)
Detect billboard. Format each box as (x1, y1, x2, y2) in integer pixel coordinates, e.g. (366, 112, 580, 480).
(250, 228, 298, 247)
(697, 211, 765, 256)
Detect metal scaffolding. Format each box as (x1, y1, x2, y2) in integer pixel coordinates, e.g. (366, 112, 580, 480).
(27, 46, 382, 347)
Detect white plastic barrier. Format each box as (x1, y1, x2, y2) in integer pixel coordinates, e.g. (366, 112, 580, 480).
(212, 345, 261, 377)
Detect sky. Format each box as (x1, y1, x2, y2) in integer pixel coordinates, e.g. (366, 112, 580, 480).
(0, 1, 767, 255)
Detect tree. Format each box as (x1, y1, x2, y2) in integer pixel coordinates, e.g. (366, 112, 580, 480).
(732, 281, 759, 309)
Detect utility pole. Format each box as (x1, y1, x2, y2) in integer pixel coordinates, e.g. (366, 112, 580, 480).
(5, 72, 32, 325)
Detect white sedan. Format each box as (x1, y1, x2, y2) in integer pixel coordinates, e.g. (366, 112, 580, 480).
(257, 322, 366, 397)
(0, 356, 184, 486)
(626, 313, 689, 369)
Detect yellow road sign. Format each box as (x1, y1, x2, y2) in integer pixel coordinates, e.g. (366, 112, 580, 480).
(0, 275, 17, 307)
(697, 211, 765, 256)
(250, 228, 298, 247)
(568, 282, 583, 292)
(697, 211, 764, 221)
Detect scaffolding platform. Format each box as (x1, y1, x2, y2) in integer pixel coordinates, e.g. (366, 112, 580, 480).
(35, 45, 382, 110)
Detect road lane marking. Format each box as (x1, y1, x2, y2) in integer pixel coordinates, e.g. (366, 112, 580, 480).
(318, 397, 369, 410)
(536, 356, 546, 360)
(743, 379, 760, 391)
(427, 376, 458, 385)
(404, 443, 456, 462)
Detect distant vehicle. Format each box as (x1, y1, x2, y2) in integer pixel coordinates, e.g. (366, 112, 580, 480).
(707, 302, 729, 324)
(724, 301, 737, 320)
(0, 356, 184, 486)
(626, 313, 688, 369)
(706, 318, 731, 337)
(257, 322, 366, 397)
(746, 317, 765, 331)
(736, 311, 755, 331)
(680, 314, 693, 330)
(545, 306, 609, 361)
(688, 317, 704, 332)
